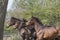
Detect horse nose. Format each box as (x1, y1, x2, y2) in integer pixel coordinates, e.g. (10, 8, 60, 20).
(6, 21, 11, 28)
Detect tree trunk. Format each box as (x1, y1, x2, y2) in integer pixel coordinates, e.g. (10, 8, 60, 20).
(0, 0, 8, 40)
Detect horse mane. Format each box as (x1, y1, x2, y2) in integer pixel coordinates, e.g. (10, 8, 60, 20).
(32, 16, 43, 25)
(11, 17, 21, 21)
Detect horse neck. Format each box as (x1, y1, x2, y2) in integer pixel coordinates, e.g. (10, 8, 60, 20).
(34, 21, 44, 32)
(18, 21, 25, 30)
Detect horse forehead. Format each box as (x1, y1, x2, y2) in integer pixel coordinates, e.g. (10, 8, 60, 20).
(9, 18, 14, 21)
(8, 19, 13, 23)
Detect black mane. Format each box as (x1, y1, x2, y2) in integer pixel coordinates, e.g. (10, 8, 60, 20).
(31, 16, 43, 25)
(11, 17, 21, 21)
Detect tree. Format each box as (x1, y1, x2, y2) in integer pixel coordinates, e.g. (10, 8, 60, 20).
(0, 0, 8, 40)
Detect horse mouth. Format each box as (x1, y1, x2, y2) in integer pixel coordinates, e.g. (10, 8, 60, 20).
(6, 24, 12, 28)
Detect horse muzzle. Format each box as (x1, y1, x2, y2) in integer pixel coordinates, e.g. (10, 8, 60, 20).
(6, 24, 11, 28)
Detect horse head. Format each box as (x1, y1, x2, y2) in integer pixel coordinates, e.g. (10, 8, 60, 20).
(26, 16, 43, 26)
(7, 17, 21, 28)
(12, 18, 27, 30)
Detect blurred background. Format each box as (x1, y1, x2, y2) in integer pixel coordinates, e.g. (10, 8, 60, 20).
(4, 0, 60, 40)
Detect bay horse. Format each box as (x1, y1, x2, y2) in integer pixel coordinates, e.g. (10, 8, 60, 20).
(26, 16, 60, 40)
(7, 17, 21, 28)
(7, 17, 36, 40)
(14, 20, 36, 40)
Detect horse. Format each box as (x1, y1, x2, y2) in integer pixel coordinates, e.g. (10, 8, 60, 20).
(14, 20, 36, 40)
(26, 16, 60, 40)
(7, 17, 36, 40)
(7, 17, 21, 28)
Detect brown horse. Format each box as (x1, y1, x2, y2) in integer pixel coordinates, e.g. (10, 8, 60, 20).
(7, 17, 36, 40)
(14, 20, 36, 40)
(26, 16, 60, 40)
(7, 17, 21, 28)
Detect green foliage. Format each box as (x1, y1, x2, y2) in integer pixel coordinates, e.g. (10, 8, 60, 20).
(8, 0, 60, 26)
(4, 0, 60, 40)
